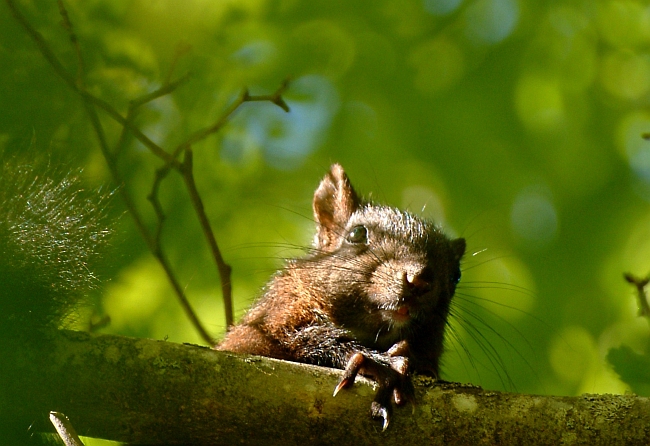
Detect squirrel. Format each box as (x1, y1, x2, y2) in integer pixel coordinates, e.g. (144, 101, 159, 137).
(218, 164, 466, 429)
(0, 152, 113, 337)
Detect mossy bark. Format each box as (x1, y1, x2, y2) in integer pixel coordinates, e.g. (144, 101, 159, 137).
(2, 329, 649, 444)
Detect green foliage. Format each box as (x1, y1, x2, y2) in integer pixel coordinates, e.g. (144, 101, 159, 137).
(608, 344, 650, 396)
(3, 0, 650, 399)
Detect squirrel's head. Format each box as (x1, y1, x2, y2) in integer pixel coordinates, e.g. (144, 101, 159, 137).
(311, 164, 465, 348)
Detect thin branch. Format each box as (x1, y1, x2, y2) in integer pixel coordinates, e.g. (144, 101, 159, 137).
(113, 106, 137, 160)
(89, 102, 214, 345)
(148, 165, 173, 251)
(179, 148, 233, 328)
(163, 80, 291, 326)
(147, 162, 218, 344)
(113, 74, 192, 160)
(245, 77, 291, 112)
(83, 92, 175, 163)
(49, 0, 160, 257)
(171, 79, 291, 159)
(6, 0, 76, 90)
(624, 273, 650, 320)
(129, 72, 193, 109)
(73, 86, 156, 255)
(159, 80, 290, 329)
(147, 163, 217, 344)
(56, 0, 84, 88)
(160, 253, 216, 344)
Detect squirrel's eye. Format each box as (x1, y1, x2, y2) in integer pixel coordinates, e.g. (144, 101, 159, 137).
(346, 225, 368, 244)
(450, 267, 461, 285)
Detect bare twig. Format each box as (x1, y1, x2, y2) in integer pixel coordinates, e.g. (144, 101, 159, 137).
(145, 162, 217, 344)
(85, 92, 176, 162)
(77, 79, 216, 345)
(159, 251, 218, 343)
(148, 165, 172, 249)
(245, 78, 291, 112)
(6, 0, 75, 90)
(179, 148, 233, 327)
(113, 74, 192, 160)
(171, 79, 291, 160)
(162, 82, 291, 327)
(129, 72, 193, 109)
(114, 73, 192, 159)
(113, 106, 137, 160)
(56, 0, 84, 88)
(624, 273, 650, 319)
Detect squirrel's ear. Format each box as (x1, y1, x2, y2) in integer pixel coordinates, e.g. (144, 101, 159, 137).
(313, 164, 360, 249)
(451, 238, 466, 261)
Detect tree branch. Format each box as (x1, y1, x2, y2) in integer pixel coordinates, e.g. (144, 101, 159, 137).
(4, 329, 650, 445)
(179, 148, 233, 328)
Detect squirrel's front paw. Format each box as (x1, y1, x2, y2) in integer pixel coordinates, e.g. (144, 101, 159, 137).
(333, 351, 413, 430)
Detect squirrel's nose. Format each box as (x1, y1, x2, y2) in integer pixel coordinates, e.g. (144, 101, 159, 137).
(402, 267, 434, 292)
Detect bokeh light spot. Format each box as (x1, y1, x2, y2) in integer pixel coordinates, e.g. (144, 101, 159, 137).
(601, 50, 650, 100)
(423, 0, 463, 15)
(510, 186, 558, 248)
(103, 258, 168, 332)
(549, 326, 596, 383)
(292, 20, 356, 79)
(408, 37, 465, 94)
(597, 0, 650, 48)
(230, 40, 277, 68)
(515, 75, 566, 133)
(464, 0, 519, 45)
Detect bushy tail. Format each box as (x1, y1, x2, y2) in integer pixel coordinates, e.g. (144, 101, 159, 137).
(0, 154, 114, 332)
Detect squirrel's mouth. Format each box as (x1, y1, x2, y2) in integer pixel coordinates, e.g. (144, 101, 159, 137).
(385, 305, 411, 325)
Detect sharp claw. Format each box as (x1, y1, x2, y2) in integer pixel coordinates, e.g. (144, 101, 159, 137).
(382, 416, 389, 431)
(371, 402, 390, 431)
(393, 388, 404, 406)
(378, 407, 390, 431)
(332, 378, 349, 397)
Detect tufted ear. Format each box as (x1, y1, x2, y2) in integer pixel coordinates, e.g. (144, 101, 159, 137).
(313, 164, 361, 250)
(451, 238, 466, 261)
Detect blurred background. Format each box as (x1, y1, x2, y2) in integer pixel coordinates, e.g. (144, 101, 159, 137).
(3, 0, 650, 400)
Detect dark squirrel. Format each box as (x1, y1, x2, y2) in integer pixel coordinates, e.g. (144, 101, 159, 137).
(218, 164, 466, 429)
